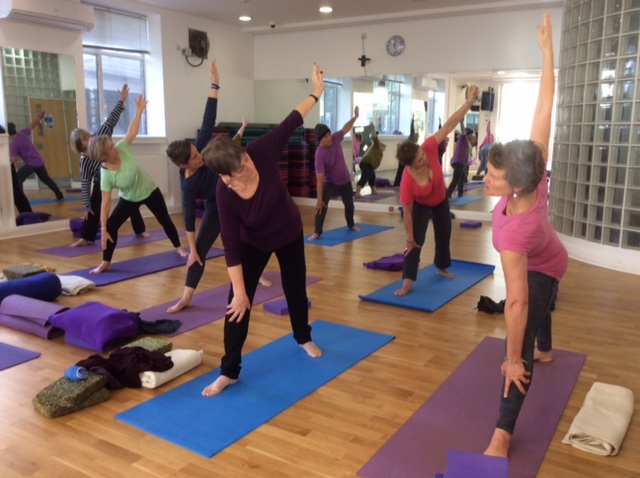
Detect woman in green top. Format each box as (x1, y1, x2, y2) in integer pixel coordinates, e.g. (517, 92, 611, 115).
(355, 123, 386, 197)
(88, 94, 187, 274)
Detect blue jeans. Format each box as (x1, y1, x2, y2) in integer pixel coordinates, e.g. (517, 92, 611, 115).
(495, 271, 558, 434)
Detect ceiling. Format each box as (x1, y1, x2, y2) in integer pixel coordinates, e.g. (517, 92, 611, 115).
(134, 0, 562, 34)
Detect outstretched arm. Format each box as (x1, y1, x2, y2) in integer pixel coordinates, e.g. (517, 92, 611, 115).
(96, 84, 129, 136)
(28, 111, 46, 130)
(236, 116, 249, 138)
(124, 94, 148, 145)
(341, 106, 359, 135)
(530, 12, 555, 157)
(195, 60, 220, 151)
(294, 63, 325, 119)
(433, 86, 479, 144)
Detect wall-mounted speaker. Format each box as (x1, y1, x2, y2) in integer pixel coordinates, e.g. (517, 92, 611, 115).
(188, 29, 210, 59)
(481, 88, 495, 112)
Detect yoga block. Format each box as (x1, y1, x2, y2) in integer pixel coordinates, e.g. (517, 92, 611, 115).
(69, 217, 83, 231)
(460, 221, 482, 228)
(33, 372, 109, 418)
(263, 298, 311, 315)
(3, 264, 46, 281)
(120, 337, 173, 354)
(443, 450, 509, 478)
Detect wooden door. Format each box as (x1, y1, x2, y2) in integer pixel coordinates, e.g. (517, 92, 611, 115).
(28, 98, 72, 180)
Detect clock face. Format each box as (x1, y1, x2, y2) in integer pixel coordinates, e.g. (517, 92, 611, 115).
(386, 35, 405, 56)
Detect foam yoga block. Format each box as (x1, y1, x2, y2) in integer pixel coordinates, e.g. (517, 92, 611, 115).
(460, 221, 482, 228)
(0, 273, 62, 304)
(263, 298, 311, 315)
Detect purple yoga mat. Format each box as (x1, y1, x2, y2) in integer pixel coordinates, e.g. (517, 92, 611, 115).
(37, 229, 187, 258)
(63, 247, 224, 286)
(358, 336, 585, 478)
(138, 270, 321, 337)
(0, 295, 67, 339)
(0, 342, 41, 370)
(355, 191, 397, 203)
(463, 182, 485, 192)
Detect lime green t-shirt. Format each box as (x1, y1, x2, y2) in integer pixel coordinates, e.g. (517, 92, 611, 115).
(100, 140, 156, 202)
(360, 136, 384, 169)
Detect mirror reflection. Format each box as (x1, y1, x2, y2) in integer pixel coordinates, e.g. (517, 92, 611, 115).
(2, 47, 79, 226)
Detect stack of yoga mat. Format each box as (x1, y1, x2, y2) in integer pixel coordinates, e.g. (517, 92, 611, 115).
(0, 294, 66, 339)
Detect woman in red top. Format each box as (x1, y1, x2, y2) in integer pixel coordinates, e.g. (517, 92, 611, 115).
(394, 85, 479, 296)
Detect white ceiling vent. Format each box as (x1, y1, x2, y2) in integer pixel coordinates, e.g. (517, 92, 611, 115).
(0, 0, 94, 32)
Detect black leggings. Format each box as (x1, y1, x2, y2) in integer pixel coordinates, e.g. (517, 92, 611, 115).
(12, 163, 32, 213)
(220, 233, 312, 379)
(82, 180, 145, 242)
(446, 163, 466, 198)
(314, 182, 356, 235)
(17, 164, 64, 200)
(402, 199, 452, 281)
(357, 162, 376, 188)
(103, 187, 181, 262)
(185, 205, 221, 289)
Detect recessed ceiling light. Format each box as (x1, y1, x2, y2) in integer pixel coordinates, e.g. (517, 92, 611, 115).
(496, 70, 505, 75)
(319, 6, 333, 13)
(239, 15, 252, 21)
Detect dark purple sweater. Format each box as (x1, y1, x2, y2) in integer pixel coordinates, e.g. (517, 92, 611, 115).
(216, 110, 303, 267)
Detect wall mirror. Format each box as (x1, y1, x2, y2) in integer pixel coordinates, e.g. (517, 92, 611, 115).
(1, 47, 79, 228)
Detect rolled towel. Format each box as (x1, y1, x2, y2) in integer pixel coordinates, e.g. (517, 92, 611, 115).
(139, 349, 203, 389)
(58, 275, 96, 296)
(64, 365, 89, 382)
(562, 382, 634, 456)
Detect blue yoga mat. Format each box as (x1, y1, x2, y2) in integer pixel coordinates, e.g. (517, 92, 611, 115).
(449, 195, 482, 207)
(305, 224, 393, 246)
(116, 320, 394, 457)
(0, 342, 41, 370)
(29, 196, 81, 205)
(63, 247, 224, 286)
(359, 260, 495, 312)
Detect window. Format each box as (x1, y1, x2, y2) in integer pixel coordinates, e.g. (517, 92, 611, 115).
(353, 80, 402, 134)
(82, 6, 149, 135)
(320, 83, 338, 133)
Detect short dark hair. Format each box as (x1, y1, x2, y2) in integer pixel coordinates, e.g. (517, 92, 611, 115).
(0, 125, 5, 134)
(7, 122, 17, 135)
(201, 136, 244, 176)
(396, 140, 420, 167)
(166, 140, 192, 167)
(488, 140, 545, 196)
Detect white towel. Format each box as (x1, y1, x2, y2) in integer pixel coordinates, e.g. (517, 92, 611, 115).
(139, 349, 203, 389)
(562, 382, 635, 456)
(58, 275, 96, 296)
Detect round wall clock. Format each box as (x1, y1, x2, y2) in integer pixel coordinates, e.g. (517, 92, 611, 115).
(386, 35, 405, 56)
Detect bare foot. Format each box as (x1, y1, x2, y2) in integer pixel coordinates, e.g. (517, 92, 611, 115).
(89, 261, 111, 274)
(176, 247, 189, 257)
(69, 238, 89, 248)
(484, 428, 512, 458)
(137, 232, 151, 238)
(351, 225, 362, 232)
(202, 375, 238, 397)
(394, 279, 413, 296)
(300, 341, 322, 358)
(534, 349, 554, 362)
(371, 188, 377, 195)
(167, 298, 193, 314)
(258, 276, 272, 287)
(437, 268, 455, 279)
(308, 233, 320, 241)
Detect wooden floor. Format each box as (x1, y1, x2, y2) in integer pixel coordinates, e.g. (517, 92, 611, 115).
(1, 202, 639, 478)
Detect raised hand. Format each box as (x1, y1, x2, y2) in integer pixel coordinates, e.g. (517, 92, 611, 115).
(311, 63, 325, 98)
(134, 94, 148, 116)
(119, 84, 130, 103)
(209, 59, 219, 84)
(537, 12, 553, 52)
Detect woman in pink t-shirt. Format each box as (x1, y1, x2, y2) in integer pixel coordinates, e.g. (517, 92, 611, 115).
(393, 85, 480, 296)
(482, 13, 568, 458)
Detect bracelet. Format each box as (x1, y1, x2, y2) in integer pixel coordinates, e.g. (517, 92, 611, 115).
(504, 357, 528, 365)
(309, 94, 319, 103)
(211, 83, 220, 90)
(406, 240, 415, 244)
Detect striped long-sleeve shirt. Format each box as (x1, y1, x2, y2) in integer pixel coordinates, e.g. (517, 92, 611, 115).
(79, 101, 125, 211)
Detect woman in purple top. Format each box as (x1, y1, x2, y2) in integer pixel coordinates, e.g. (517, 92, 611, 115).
(200, 63, 325, 397)
(482, 13, 568, 457)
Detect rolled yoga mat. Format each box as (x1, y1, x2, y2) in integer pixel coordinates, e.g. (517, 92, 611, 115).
(37, 229, 187, 258)
(359, 260, 495, 312)
(357, 336, 586, 478)
(304, 224, 394, 247)
(138, 270, 321, 337)
(0, 295, 67, 339)
(116, 320, 394, 457)
(0, 342, 41, 370)
(0, 272, 62, 304)
(62, 247, 224, 286)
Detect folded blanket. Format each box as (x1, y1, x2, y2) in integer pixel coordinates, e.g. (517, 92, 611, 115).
(58, 275, 96, 296)
(139, 349, 203, 389)
(562, 382, 635, 456)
